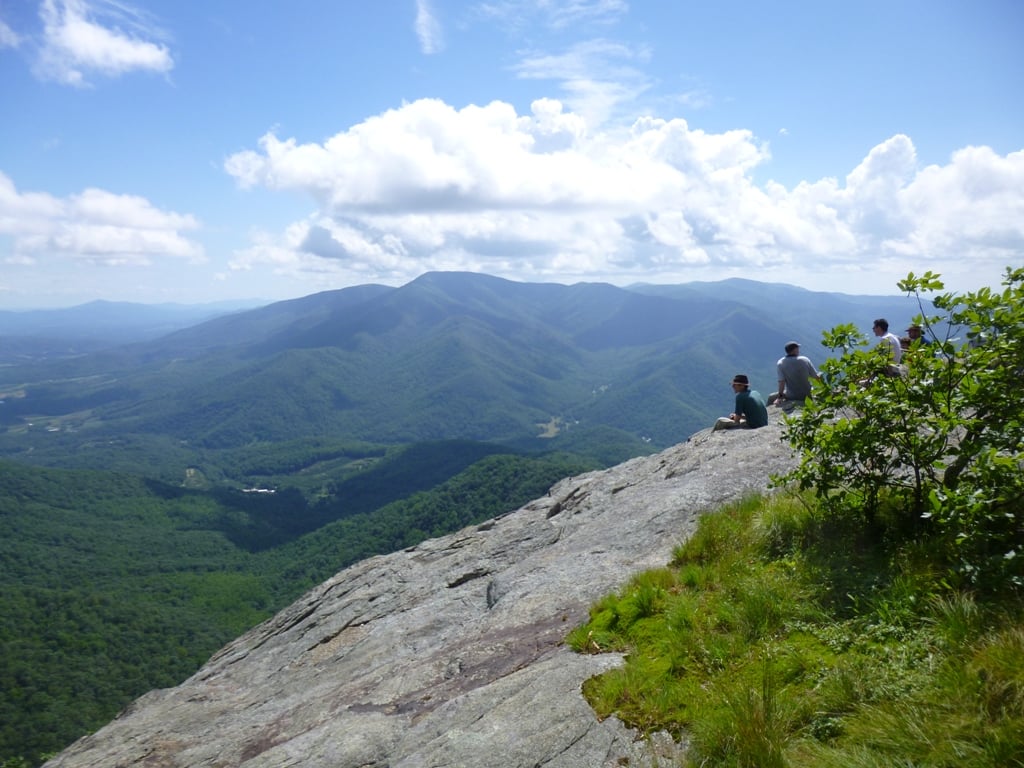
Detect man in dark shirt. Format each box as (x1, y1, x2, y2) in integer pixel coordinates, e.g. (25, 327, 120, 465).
(905, 324, 931, 345)
(713, 374, 769, 431)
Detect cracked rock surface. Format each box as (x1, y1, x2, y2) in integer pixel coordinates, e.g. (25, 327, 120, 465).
(46, 420, 796, 768)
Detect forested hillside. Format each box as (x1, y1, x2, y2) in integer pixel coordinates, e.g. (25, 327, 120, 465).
(0, 445, 593, 765)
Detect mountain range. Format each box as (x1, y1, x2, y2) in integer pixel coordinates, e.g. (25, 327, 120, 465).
(0, 272, 923, 478)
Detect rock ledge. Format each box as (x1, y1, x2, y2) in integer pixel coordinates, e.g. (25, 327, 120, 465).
(47, 422, 796, 768)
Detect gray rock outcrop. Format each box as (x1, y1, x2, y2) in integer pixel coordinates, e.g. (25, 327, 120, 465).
(46, 420, 797, 768)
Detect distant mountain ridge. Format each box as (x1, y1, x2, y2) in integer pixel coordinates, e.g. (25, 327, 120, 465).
(632, 277, 925, 334)
(0, 298, 266, 352)
(0, 272, 924, 465)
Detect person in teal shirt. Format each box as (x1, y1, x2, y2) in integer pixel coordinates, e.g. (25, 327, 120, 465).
(713, 373, 769, 431)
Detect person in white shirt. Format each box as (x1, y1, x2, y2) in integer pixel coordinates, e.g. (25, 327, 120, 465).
(872, 318, 904, 376)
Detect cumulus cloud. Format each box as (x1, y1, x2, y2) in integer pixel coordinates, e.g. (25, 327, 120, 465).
(223, 97, 1024, 291)
(894, 145, 1024, 260)
(34, 0, 173, 86)
(0, 172, 203, 266)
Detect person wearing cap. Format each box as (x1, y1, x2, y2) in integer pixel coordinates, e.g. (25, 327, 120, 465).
(770, 341, 820, 412)
(905, 324, 930, 345)
(713, 374, 769, 431)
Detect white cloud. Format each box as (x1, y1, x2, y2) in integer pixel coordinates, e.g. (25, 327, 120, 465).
(514, 39, 652, 126)
(415, 0, 443, 55)
(894, 145, 1024, 260)
(0, 172, 203, 266)
(544, 0, 629, 29)
(476, 0, 628, 31)
(34, 0, 173, 86)
(223, 98, 1024, 293)
(0, 17, 21, 48)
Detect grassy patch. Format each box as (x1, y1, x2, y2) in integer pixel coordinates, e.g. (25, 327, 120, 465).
(567, 493, 1024, 767)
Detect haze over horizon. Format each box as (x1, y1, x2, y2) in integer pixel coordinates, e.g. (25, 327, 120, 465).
(1, 1, 1022, 309)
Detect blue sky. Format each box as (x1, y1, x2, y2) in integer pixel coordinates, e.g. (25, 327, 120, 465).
(1, 0, 1021, 308)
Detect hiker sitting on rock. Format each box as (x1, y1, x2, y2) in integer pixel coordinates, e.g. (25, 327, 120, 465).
(713, 374, 768, 431)
(767, 341, 820, 412)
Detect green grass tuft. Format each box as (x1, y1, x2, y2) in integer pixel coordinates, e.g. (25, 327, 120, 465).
(569, 492, 1024, 767)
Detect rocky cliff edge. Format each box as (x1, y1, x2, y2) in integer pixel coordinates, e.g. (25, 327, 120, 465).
(46, 419, 797, 768)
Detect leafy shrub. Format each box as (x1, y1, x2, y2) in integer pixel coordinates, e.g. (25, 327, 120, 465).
(778, 267, 1024, 590)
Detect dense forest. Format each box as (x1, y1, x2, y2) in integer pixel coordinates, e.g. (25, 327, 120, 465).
(0, 443, 595, 765)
